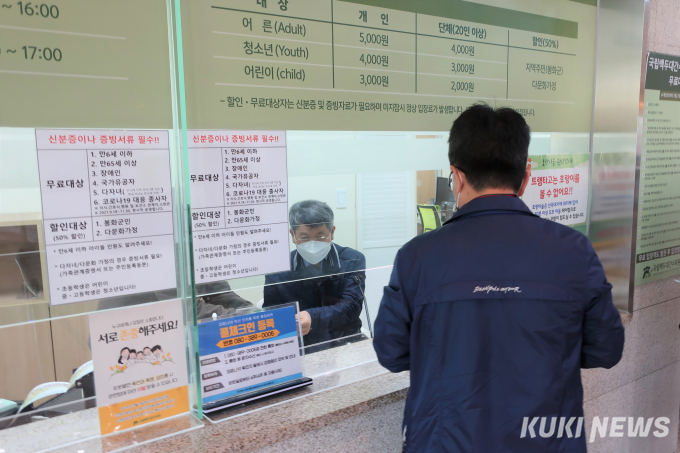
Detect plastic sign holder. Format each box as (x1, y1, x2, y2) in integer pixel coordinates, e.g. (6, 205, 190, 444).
(197, 303, 311, 413)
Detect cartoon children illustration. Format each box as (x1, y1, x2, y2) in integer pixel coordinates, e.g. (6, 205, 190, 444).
(118, 347, 130, 366)
(143, 347, 157, 365)
(111, 345, 173, 376)
(109, 347, 131, 375)
(152, 345, 170, 365)
(151, 345, 163, 360)
(127, 349, 138, 365)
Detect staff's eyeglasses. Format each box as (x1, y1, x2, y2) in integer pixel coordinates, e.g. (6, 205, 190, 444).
(295, 235, 331, 244)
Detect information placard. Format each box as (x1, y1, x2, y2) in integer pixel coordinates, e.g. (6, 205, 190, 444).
(89, 299, 189, 435)
(36, 129, 177, 305)
(198, 306, 303, 406)
(188, 130, 290, 283)
(182, 0, 596, 132)
(634, 52, 680, 285)
(523, 153, 589, 227)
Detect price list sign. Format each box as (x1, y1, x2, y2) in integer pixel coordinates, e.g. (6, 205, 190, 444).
(188, 130, 290, 283)
(181, 0, 596, 132)
(634, 52, 680, 285)
(36, 129, 176, 305)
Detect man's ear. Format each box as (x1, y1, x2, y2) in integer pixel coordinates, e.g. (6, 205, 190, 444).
(289, 228, 296, 243)
(450, 165, 464, 193)
(330, 226, 336, 241)
(517, 162, 532, 197)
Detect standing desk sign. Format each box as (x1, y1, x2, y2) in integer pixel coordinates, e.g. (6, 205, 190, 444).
(89, 299, 189, 435)
(36, 129, 177, 305)
(634, 52, 680, 285)
(188, 130, 290, 283)
(523, 154, 589, 227)
(198, 306, 303, 406)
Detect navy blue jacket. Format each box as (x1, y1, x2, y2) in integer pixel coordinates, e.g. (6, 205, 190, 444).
(264, 244, 366, 347)
(374, 196, 624, 453)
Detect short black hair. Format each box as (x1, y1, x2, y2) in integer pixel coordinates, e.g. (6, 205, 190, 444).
(448, 103, 530, 192)
(151, 345, 162, 352)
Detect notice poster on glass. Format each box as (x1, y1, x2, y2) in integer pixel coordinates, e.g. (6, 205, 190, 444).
(634, 52, 680, 285)
(188, 130, 290, 283)
(197, 305, 305, 412)
(36, 129, 177, 305)
(89, 299, 189, 435)
(523, 154, 589, 228)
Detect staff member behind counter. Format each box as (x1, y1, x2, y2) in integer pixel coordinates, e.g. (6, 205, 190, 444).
(263, 200, 367, 350)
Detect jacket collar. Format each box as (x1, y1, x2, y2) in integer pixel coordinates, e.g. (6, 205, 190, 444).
(443, 194, 537, 225)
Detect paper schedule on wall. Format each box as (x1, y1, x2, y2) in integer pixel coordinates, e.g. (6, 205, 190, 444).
(188, 130, 291, 283)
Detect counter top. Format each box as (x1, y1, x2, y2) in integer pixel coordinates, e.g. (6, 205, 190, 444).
(0, 339, 409, 453)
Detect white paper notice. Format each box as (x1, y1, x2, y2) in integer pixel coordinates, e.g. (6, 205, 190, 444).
(89, 299, 189, 435)
(188, 131, 290, 283)
(36, 130, 176, 305)
(523, 161, 589, 226)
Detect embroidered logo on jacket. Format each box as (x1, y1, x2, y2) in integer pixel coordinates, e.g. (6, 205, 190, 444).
(473, 285, 522, 294)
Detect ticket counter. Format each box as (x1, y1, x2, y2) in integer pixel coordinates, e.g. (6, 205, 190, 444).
(0, 0, 644, 451)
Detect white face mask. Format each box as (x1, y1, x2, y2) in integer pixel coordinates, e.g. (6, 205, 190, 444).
(296, 240, 332, 265)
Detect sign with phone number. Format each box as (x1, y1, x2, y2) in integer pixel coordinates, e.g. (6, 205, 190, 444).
(197, 306, 303, 403)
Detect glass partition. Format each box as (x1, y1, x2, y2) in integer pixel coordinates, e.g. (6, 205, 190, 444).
(198, 129, 594, 342)
(0, 0, 203, 450)
(0, 0, 626, 450)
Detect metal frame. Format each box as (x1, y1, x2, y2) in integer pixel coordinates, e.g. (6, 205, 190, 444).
(627, 0, 652, 312)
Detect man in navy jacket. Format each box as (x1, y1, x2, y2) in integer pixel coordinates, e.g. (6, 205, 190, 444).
(264, 200, 366, 350)
(373, 104, 624, 452)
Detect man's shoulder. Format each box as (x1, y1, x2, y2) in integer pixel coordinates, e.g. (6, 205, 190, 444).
(334, 244, 366, 261)
(400, 213, 593, 259)
(531, 215, 594, 252)
(396, 228, 442, 262)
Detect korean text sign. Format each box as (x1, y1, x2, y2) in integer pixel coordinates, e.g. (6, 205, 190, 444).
(36, 129, 177, 305)
(188, 130, 290, 283)
(89, 299, 189, 435)
(523, 153, 589, 227)
(634, 52, 680, 284)
(198, 306, 302, 404)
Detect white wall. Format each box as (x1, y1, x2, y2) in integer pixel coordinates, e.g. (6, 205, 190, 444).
(287, 174, 357, 250)
(0, 128, 41, 219)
